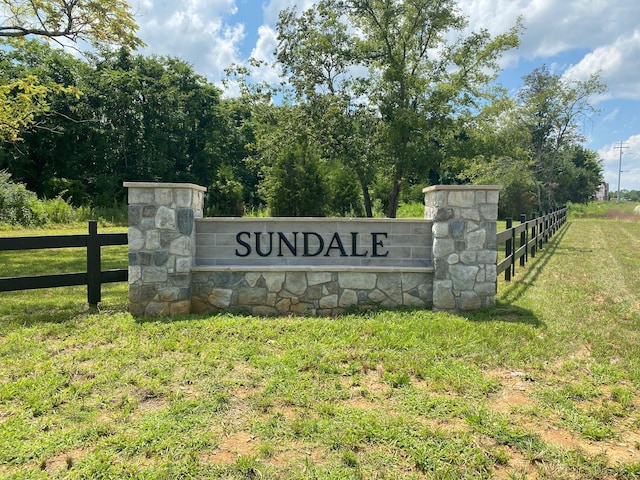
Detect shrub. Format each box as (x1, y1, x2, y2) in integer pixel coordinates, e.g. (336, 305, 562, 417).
(0, 171, 47, 226)
(42, 196, 77, 224)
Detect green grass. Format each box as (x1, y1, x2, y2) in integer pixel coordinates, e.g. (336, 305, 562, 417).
(568, 200, 639, 220)
(1, 214, 640, 478)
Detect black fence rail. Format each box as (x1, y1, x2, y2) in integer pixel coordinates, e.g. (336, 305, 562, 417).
(0, 221, 128, 306)
(497, 207, 568, 282)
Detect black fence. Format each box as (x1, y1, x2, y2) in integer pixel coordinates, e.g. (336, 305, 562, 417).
(497, 207, 568, 282)
(0, 221, 128, 306)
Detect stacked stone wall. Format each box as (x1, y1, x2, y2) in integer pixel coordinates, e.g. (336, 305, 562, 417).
(124, 182, 501, 316)
(191, 268, 433, 316)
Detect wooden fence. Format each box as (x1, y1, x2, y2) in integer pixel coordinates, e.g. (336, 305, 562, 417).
(0, 221, 128, 306)
(497, 207, 568, 282)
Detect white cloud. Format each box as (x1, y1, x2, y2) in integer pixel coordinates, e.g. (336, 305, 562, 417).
(564, 30, 640, 100)
(459, 0, 640, 100)
(599, 135, 640, 191)
(249, 25, 282, 84)
(132, 0, 243, 83)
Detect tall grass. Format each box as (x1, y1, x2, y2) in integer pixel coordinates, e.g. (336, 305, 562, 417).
(567, 200, 639, 219)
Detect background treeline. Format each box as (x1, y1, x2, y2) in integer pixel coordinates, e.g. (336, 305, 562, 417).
(1, 42, 259, 218)
(1, 25, 606, 224)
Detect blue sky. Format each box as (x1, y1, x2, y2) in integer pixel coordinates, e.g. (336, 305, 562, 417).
(131, 0, 640, 192)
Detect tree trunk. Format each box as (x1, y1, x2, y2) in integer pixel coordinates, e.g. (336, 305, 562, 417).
(386, 177, 401, 218)
(361, 179, 373, 218)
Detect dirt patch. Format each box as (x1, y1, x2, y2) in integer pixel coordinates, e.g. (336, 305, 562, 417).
(42, 448, 89, 475)
(266, 441, 324, 468)
(202, 431, 258, 464)
(344, 397, 380, 410)
(492, 451, 539, 480)
(487, 368, 640, 468)
(488, 370, 536, 414)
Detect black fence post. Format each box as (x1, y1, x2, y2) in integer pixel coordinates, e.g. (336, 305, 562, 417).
(520, 214, 527, 267)
(505, 218, 513, 281)
(530, 212, 537, 258)
(538, 212, 544, 251)
(545, 210, 550, 243)
(87, 220, 101, 307)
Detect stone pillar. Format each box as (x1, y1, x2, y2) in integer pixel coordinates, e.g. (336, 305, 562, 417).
(124, 182, 206, 316)
(423, 185, 501, 311)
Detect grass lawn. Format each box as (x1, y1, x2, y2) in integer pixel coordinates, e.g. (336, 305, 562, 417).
(1, 211, 640, 479)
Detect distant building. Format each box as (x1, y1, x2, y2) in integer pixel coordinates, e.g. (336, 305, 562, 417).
(595, 183, 609, 201)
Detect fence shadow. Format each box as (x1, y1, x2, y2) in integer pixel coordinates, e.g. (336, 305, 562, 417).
(497, 222, 572, 306)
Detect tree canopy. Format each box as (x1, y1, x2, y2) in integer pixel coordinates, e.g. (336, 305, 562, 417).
(0, 0, 142, 48)
(1, 1, 607, 219)
(0, 0, 142, 143)
(273, 0, 522, 217)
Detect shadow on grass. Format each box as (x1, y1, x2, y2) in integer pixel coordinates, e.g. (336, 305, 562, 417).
(2, 225, 570, 331)
(457, 223, 573, 327)
(0, 287, 128, 331)
(463, 301, 543, 327)
(496, 222, 571, 306)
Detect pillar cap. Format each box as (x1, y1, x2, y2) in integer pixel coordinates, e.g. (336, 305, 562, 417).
(123, 181, 207, 192)
(422, 185, 502, 194)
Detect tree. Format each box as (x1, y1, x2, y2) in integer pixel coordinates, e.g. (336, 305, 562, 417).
(0, 0, 142, 142)
(276, 0, 521, 217)
(0, 46, 242, 207)
(250, 104, 329, 216)
(0, 0, 142, 48)
(464, 155, 537, 218)
(516, 65, 606, 210)
(553, 145, 603, 204)
(276, 4, 378, 216)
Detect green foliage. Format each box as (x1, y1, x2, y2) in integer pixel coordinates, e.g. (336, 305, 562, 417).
(275, 0, 522, 217)
(455, 67, 605, 216)
(0, 0, 141, 142)
(0, 0, 142, 49)
(206, 165, 246, 216)
(0, 170, 47, 226)
(267, 140, 328, 217)
(41, 196, 77, 224)
(567, 201, 639, 220)
(610, 189, 640, 202)
(1, 44, 255, 209)
(0, 170, 126, 226)
(465, 156, 537, 218)
(517, 66, 606, 210)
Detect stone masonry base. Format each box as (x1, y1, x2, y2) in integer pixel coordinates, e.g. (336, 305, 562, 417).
(191, 268, 433, 316)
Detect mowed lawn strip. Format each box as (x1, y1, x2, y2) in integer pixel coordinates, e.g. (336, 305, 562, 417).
(1, 218, 639, 479)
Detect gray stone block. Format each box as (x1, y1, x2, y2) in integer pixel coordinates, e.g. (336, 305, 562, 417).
(208, 289, 233, 308)
(155, 206, 176, 230)
(143, 205, 157, 217)
(128, 205, 141, 226)
(285, 272, 307, 296)
(450, 219, 466, 239)
(339, 272, 377, 290)
(177, 208, 194, 235)
(450, 264, 479, 291)
(237, 288, 268, 306)
(154, 250, 169, 266)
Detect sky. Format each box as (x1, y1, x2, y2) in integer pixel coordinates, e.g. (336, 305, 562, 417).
(130, 0, 640, 193)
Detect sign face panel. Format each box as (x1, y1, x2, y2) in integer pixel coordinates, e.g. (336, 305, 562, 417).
(195, 218, 432, 268)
